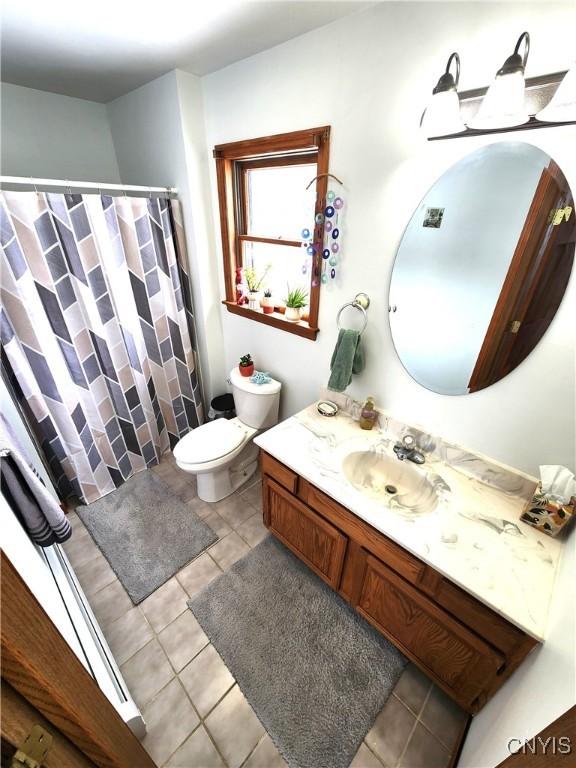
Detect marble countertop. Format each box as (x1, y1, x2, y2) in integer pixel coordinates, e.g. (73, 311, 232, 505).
(254, 403, 564, 641)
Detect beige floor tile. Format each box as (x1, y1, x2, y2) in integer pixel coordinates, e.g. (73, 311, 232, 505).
(152, 461, 180, 482)
(177, 553, 222, 598)
(420, 686, 468, 751)
(158, 610, 209, 672)
(214, 493, 256, 529)
(88, 579, 133, 628)
(236, 512, 268, 548)
(365, 695, 416, 767)
(209, 532, 250, 571)
(179, 644, 235, 717)
(74, 552, 117, 596)
(103, 607, 154, 665)
(65, 511, 83, 529)
(186, 496, 214, 520)
(240, 483, 263, 513)
(120, 639, 174, 710)
(142, 678, 199, 766)
(237, 469, 261, 493)
(62, 527, 100, 568)
(204, 685, 265, 768)
(203, 510, 232, 540)
(399, 723, 451, 768)
(165, 472, 198, 501)
(174, 482, 198, 503)
(244, 734, 287, 768)
(140, 577, 189, 633)
(350, 743, 385, 768)
(165, 725, 225, 768)
(393, 664, 432, 717)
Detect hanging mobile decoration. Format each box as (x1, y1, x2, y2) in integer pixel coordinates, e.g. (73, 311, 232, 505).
(300, 173, 345, 284)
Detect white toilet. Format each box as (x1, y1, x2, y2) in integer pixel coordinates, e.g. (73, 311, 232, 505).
(173, 368, 281, 502)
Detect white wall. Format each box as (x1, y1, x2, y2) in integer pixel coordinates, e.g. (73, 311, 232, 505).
(201, 5, 576, 764)
(106, 70, 225, 403)
(0, 82, 121, 182)
(202, 0, 576, 478)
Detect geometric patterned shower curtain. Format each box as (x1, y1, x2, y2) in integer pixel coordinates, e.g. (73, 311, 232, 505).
(0, 191, 204, 503)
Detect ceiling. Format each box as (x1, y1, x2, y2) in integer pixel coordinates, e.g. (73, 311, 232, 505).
(1, 1, 375, 103)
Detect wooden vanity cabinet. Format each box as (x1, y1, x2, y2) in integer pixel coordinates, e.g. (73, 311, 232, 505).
(263, 478, 347, 589)
(260, 451, 538, 715)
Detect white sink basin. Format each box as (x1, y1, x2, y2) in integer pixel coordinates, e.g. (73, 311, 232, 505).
(342, 450, 439, 514)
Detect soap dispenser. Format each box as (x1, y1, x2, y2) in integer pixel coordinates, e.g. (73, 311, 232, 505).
(359, 397, 378, 430)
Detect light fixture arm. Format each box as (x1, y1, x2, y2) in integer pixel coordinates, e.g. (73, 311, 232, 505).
(498, 31, 530, 76)
(514, 31, 530, 68)
(432, 51, 461, 94)
(446, 52, 460, 87)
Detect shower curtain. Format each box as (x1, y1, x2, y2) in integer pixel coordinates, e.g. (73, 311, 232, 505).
(0, 191, 204, 503)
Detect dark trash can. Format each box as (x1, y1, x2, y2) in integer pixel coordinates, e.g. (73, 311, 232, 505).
(208, 393, 236, 420)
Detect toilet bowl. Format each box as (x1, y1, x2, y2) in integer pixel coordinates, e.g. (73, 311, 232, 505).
(173, 368, 281, 502)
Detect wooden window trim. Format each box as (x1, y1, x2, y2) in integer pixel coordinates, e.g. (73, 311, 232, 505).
(214, 126, 331, 341)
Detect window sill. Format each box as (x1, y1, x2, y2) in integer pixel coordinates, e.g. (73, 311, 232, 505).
(222, 301, 319, 340)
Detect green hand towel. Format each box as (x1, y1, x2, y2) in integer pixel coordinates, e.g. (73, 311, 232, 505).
(328, 328, 365, 392)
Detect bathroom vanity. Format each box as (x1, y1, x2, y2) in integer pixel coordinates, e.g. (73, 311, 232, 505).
(254, 404, 563, 715)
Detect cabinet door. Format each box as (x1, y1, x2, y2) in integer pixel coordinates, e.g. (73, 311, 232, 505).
(354, 552, 504, 711)
(263, 478, 347, 589)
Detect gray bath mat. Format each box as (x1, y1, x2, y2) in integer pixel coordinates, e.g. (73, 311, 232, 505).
(189, 535, 406, 768)
(77, 471, 217, 604)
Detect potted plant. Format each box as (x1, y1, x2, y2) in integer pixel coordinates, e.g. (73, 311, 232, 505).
(239, 354, 254, 377)
(284, 286, 308, 322)
(261, 288, 274, 314)
(244, 265, 271, 311)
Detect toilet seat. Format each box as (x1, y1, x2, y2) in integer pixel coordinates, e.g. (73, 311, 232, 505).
(173, 418, 251, 466)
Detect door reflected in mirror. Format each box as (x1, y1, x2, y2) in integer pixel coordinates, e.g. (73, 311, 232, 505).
(389, 142, 574, 395)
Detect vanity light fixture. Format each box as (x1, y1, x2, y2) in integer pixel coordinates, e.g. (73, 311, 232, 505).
(468, 31, 531, 129)
(420, 52, 466, 138)
(536, 63, 576, 123)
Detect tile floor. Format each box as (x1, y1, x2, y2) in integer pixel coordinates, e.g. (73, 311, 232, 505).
(63, 453, 467, 768)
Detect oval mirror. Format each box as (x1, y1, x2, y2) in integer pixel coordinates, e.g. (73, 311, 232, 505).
(389, 142, 574, 395)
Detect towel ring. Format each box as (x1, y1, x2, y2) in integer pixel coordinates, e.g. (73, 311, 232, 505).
(336, 293, 370, 334)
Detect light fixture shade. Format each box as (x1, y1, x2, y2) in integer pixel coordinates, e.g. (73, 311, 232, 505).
(421, 90, 466, 137)
(421, 52, 465, 138)
(536, 65, 576, 123)
(468, 70, 529, 129)
(468, 31, 530, 130)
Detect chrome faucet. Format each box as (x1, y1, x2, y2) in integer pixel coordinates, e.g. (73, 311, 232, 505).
(393, 434, 425, 465)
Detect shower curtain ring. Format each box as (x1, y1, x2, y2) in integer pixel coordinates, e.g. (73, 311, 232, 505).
(30, 177, 38, 195)
(149, 187, 153, 200)
(65, 179, 72, 195)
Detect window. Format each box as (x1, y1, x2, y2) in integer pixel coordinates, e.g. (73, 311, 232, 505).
(214, 127, 331, 340)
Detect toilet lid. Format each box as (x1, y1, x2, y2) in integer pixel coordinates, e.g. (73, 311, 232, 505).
(173, 419, 246, 465)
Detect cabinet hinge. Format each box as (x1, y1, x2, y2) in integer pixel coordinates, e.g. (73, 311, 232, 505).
(11, 725, 53, 768)
(548, 205, 573, 225)
(509, 320, 522, 334)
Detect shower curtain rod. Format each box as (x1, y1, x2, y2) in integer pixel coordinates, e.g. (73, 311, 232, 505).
(0, 175, 176, 196)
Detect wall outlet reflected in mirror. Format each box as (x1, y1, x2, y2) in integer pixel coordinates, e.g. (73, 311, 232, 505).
(423, 207, 444, 228)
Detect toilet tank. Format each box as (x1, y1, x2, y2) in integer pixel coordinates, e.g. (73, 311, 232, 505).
(229, 368, 281, 429)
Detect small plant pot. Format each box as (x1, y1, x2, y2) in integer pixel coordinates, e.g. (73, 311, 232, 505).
(247, 291, 261, 312)
(275, 304, 286, 315)
(261, 297, 275, 315)
(300, 307, 310, 322)
(285, 307, 301, 322)
(239, 363, 254, 377)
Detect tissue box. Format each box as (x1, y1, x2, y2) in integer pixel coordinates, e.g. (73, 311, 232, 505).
(521, 485, 576, 537)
